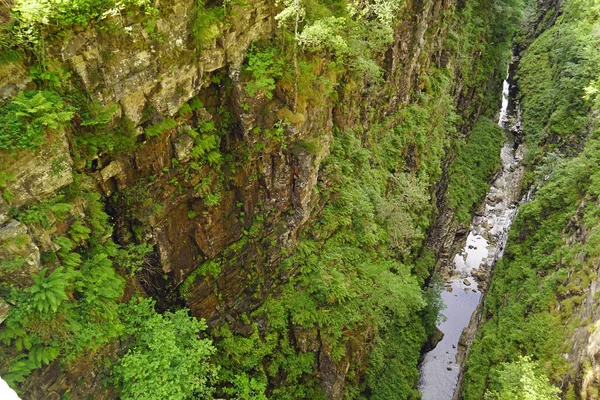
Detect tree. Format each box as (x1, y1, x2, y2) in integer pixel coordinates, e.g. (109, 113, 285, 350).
(484, 356, 560, 400)
(275, 0, 305, 111)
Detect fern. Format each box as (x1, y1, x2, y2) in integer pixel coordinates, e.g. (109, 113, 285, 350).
(0, 90, 74, 150)
(79, 254, 125, 314)
(29, 345, 59, 368)
(0, 320, 27, 346)
(204, 193, 221, 207)
(80, 103, 119, 127)
(4, 357, 36, 384)
(188, 97, 204, 111)
(244, 45, 284, 99)
(190, 133, 221, 167)
(2, 344, 59, 385)
(197, 120, 216, 133)
(26, 267, 70, 313)
(178, 103, 193, 118)
(54, 236, 74, 256)
(48, 202, 72, 217)
(15, 200, 72, 229)
(69, 220, 91, 243)
(191, 1, 223, 50)
(206, 150, 223, 167)
(61, 252, 83, 269)
(145, 118, 177, 138)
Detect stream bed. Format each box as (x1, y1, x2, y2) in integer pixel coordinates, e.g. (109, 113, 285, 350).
(418, 79, 525, 399)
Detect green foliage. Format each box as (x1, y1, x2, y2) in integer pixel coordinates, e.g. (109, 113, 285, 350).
(364, 315, 426, 399)
(297, 17, 348, 53)
(0, 169, 16, 202)
(0, 90, 74, 150)
(484, 356, 560, 400)
(29, 60, 72, 89)
(450, 0, 523, 119)
(0, 257, 27, 274)
(203, 54, 502, 397)
(13, 197, 72, 229)
(186, 122, 223, 168)
(447, 117, 505, 223)
(188, 97, 204, 111)
(210, 84, 460, 397)
(0, 0, 527, 395)
(461, 2, 600, 390)
(517, 0, 600, 160)
(191, 0, 224, 49)
(114, 179, 164, 224)
(69, 220, 91, 243)
(223, 373, 268, 400)
(79, 102, 118, 127)
(179, 259, 223, 299)
(78, 253, 125, 314)
(114, 243, 153, 275)
(178, 102, 193, 118)
(213, 321, 324, 400)
(198, 259, 222, 278)
(113, 297, 218, 400)
(145, 118, 177, 138)
(244, 44, 284, 99)
(26, 267, 70, 313)
(462, 129, 600, 399)
(0, 186, 129, 387)
(11, 0, 156, 27)
(204, 192, 221, 207)
(67, 86, 137, 157)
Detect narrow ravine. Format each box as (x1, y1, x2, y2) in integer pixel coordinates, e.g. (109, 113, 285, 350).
(418, 78, 525, 399)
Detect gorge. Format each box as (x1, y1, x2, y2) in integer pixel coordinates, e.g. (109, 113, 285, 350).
(418, 74, 526, 399)
(0, 0, 599, 398)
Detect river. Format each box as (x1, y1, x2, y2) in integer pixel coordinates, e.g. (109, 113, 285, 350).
(418, 78, 525, 399)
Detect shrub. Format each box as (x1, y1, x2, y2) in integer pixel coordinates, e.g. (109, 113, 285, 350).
(484, 356, 560, 399)
(113, 297, 218, 400)
(244, 45, 284, 99)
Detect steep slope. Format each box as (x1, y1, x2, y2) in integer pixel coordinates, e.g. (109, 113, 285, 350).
(461, 0, 600, 398)
(0, 0, 520, 397)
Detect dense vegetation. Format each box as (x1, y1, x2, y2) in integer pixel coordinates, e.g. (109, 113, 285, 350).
(447, 118, 505, 223)
(0, 178, 216, 398)
(0, 90, 73, 150)
(461, 0, 600, 397)
(207, 74, 458, 399)
(198, 0, 522, 395)
(0, 0, 522, 396)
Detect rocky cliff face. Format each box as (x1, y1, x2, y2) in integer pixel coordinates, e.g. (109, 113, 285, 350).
(0, 0, 514, 396)
(30, 0, 468, 324)
(561, 197, 600, 398)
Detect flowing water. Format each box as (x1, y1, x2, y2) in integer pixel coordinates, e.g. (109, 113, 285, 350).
(418, 79, 525, 399)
